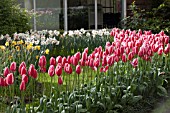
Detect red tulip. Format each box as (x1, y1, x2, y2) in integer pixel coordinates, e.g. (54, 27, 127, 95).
(32, 69, 38, 79)
(10, 62, 16, 72)
(131, 58, 138, 68)
(80, 59, 85, 66)
(75, 52, 81, 61)
(164, 44, 170, 54)
(82, 52, 87, 61)
(48, 65, 55, 77)
(22, 74, 28, 84)
(6, 73, 14, 85)
(122, 53, 127, 62)
(114, 55, 120, 62)
(64, 63, 72, 74)
(3, 78, 8, 87)
(19, 62, 26, 74)
(158, 47, 163, 55)
(38, 55, 46, 68)
(0, 77, 5, 86)
(40, 67, 46, 73)
(165, 36, 169, 44)
(89, 58, 94, 68)
(56, 56, 62, 64)
(50, 57, 56, 66)
(62, 57, 67, 66)
(107, 56, 114, 66)
(55, 63, 62, 76)
(58, 76, 63, 85)
(21, 66, 27, 75)
(76, 65, 81, 75)
(84, 47, 88, 53)
(3, 67, 10, 77)
(20, 81, 26, 91)
(72, 56, 78, 66)
(67, 56, 72, 64)
(128, 52, 134, 61)
(28, 64, 35, 77)
(102, 55, 107, 66)
(94, 58, 100, 67)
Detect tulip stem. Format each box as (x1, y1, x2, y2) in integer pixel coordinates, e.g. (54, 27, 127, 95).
(51, 77, 53, 98)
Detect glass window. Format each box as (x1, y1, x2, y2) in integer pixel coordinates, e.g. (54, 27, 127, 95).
(36, 0, 64, 30)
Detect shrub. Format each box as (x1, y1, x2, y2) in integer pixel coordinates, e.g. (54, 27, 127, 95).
(120, 1, 170, 36)
(0, 0, 31, 35)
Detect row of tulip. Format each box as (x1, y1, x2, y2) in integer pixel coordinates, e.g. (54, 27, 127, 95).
(0, 28, 170, 112)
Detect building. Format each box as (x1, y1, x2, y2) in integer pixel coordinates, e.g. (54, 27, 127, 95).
(17, 0, 151, 31)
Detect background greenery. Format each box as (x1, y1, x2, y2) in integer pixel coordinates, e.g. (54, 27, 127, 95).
(0, 0, 31, 35)
(119, 0, 170, 36)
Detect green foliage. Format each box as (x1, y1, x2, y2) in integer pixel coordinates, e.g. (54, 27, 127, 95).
(0, 0, 31, 35)
(120, 1, 170, 35)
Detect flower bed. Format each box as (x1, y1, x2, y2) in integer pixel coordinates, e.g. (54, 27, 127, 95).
(0, 28, 170, 113)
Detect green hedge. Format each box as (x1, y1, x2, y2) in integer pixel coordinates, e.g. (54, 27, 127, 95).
(0, 0, 31, 35)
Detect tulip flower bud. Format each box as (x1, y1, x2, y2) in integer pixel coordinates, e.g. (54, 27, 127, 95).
(10, 62, 16, 72)
(6, 73, 14, 85)
(76, 65, 81, 75)
(20, 81, 26, 91)
(48, 65, 55, 77)
(3, 67, 10, 77)
(58, 76, 63, 85)
(22, 74, 28, 84)
(50, 57, 56, 66)
(55, 63, 62, 76)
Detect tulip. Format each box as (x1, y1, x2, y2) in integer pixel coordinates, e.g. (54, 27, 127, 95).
(40, 67, 46, 73)
(94, 58, 100, 67)
(6, 73, 14, 85)
(80, 59, 85, 66)
(84, 47, 88, 53)
(158, 47, 163, 55)
(58, 76, 63, 85)
(19, 62, 26, 74)
(10, 62, 16, 72)
(102, 55, 107, 66)
(114, 55, 120, 62)
(67, 56, 71, 64)
(82, 52, 87, 61)
(55, 63, 62, 76)
(89, 58, 94, 68)
(62, 57, 67, 67)
(3, 78, 8, 87)
(3, 67, 10, 77)
(50, 57, 56, 66)
(21, 66, 27, 75)
(28, 64, 35, 77)
(131, 58, 138, 68)
(122, 53, 127, 62)
(48, 65, 55, 77)
(56, 56, 62, 64)
(164, 45, 170, 54)
(32, 69, 38, 79)
(72, 56, 78, 66)
(76, 65, 81, 75)
(75, 52, 81, 61)
(22, 74, 28, 84)
(64, 63, 72, 74)
(0, 77, 5, 86)
(128, 52, 134, 61)
(20, 81, 26, 91)
(38, 55, 46, 68)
